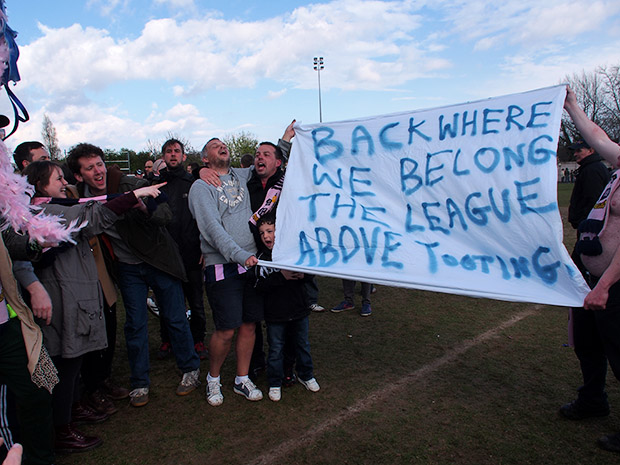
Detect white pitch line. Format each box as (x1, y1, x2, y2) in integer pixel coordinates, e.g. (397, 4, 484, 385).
(250, 307, 540, 465)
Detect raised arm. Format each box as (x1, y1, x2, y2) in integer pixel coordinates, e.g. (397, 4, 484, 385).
(277, 119, 297, 160)
(564, 86, 620, 167)
(282, 119, 296, 142)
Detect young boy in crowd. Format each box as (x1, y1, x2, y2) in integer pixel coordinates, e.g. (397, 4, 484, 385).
(254, 213, 320, 402)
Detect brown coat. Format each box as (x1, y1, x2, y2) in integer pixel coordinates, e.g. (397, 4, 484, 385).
(0, 235, 58, 392)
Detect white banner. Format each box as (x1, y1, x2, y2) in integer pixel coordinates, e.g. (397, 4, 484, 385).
(269, 85, 590, 307)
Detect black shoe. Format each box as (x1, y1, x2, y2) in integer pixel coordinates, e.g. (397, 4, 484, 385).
(71, 403, 109, 425)
(559, 400, 609, 420)
(598, 433, 620, 453)
(249, 361, 266, 382)
(55, 423, 103, 454)
(157, 342, 172, 360)
(102, 378, 130, 400)
(283, 373, 297, 388)
(84, 389, 118, 415)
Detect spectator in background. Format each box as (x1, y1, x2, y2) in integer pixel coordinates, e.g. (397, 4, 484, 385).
(567, 140, 610, 275)
(152, 158, 166, 178)
(331, 281, 372, 317)
(144, 159, 154, 181)
(13, 141, 49, 172)
(240, 153, 254, 168)
(157, 139, 207, 360)
(187, 162, 199, 174)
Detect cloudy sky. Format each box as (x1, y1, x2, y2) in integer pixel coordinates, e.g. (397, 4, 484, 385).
(2, 0, 620, 154)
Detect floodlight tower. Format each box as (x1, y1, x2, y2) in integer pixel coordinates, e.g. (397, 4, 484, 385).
(313, 56, 324, 122)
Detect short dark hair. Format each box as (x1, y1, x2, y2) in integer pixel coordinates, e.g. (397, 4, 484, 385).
(256, 211, 276, 229)
(23, 160, 61, 197)
(240, 153, 254, 168)
(201, 138, 220, 158)
(162, 138, 185, 155)
(258, 141, 284, 162)
(14, 141, 44, 171)
(66, 143, 105, 175)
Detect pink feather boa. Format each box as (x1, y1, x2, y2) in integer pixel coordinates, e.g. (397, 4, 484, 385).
(0, 27, 84, 244)
(0, 141, 85, 244)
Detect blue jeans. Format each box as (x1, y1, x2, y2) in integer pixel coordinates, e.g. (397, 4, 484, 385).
(117, 262, 199, 389)
(266, 317, 313, 387)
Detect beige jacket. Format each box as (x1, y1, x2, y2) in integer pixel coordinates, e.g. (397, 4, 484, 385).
(0, 235, 58, 392)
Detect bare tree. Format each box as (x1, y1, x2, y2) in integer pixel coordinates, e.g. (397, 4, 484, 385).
(598, 64, 620, 140)
(143, 132, 197, 159)
(143, 138, 161, 160)
(41, 114, 61, 159)
(164, 131, 197, 156)
(561, 64, 620, 147)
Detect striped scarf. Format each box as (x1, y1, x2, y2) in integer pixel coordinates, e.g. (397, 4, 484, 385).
(576, 170, 620, 256)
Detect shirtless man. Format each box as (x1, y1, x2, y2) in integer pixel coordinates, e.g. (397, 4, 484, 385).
(563, 86, 620, 453)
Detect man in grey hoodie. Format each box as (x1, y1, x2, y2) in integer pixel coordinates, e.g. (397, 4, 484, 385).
(188, 138, 264, 406)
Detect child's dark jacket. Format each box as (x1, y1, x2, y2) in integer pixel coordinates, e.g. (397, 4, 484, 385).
(254, 250, 312, 323)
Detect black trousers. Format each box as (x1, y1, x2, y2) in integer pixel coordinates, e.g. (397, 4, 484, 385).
(81, 302, 117, 391)
(572, 279, 620, 407)
(0, 319, 54, 465)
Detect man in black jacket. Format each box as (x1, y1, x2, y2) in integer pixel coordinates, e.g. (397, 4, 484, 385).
(568, 141, 610, 230)
(157, 139, 207, 359)
(567, 140, 610, 275)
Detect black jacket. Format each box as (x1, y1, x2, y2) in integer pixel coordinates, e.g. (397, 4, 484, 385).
(254, 250, 312, 323)
(568, 154, 610, 229)
(76, 166, 187, 281)
(158, 166, 202, 271)
(247, 167, 284, 251)
(247, 167, 284, 212)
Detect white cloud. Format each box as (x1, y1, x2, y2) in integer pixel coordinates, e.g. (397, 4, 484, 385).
(25, 0, 614, 102)
(18, 0, 445, 97)
(20, 23, 128, 94)
(165, 103, 200, 119)
(267, 89, 287, 100)
(463, 38, 620, 101)
(7, 99, 213, 153)
(86, 0, 129, 17)
(440, 0, 620, 50)
(154, 0, 196, 8)
(8, 0, 620, 151)
(10, 102, 145, 151)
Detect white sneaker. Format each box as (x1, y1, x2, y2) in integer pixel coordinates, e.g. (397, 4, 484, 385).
(206, 379, 223, 406)
(233, 378, 263, 401)
(299, 377, 320, 392)
(309, 303, 325, 312)
(176, 368, 200, 396)
(268, 387, 281, 402)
